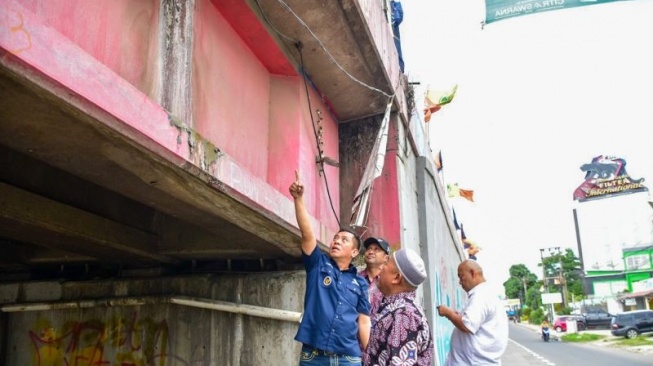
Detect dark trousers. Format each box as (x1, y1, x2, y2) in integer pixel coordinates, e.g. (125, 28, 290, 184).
(299, 345, 362, 366)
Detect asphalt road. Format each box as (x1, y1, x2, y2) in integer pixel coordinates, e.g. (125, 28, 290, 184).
(503, 322, 652, 366)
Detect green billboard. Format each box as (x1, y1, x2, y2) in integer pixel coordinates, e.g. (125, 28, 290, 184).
(485, 0, 635, 24)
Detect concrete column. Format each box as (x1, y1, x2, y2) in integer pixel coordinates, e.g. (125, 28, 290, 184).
(232, 277, 244, 365)
(160, 0, 194, 124)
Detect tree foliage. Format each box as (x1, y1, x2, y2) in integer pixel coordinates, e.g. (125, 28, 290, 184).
(526, 286, 542, 310)
(539, 248, 583, 302)
(530, 308, 545, 325)
(503, 264, 538, 306)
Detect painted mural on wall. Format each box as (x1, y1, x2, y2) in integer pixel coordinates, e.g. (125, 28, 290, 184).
(427, 232, 468, 366)
(24, 310, 187, 366)
(573, 155, 647, 202)
(432, 256, 466, 365)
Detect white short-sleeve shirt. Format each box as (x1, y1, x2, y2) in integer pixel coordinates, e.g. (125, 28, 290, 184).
(445, 282, 509, 366)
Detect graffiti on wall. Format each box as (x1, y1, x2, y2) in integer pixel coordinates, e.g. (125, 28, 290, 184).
(432, 254, 467, 366)
(2, 9, 33, 62)
(28, 311, 188, 366)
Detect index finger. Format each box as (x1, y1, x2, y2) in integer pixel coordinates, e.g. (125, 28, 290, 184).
(295, 170, 300, 183)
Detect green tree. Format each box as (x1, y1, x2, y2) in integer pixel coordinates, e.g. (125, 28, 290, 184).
(530, 308, 545, 325)
(525, 285, 542, 310)
(540, 248, 583, 304)
(503, 264, 538, 308)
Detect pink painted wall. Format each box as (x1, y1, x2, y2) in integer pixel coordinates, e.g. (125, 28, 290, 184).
(211, 0, 296, 76)
(193, 0, 270, 178)
(16, 0, 160, 98)
(195, 0, 339, 234)
(267, 76, 340, 236)
(301, 85, 340, 234)
(3, 0, 339, 237)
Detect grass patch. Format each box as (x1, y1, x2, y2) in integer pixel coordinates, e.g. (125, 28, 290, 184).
(611, 335, 653, 347)
(561, 333, 606, 343)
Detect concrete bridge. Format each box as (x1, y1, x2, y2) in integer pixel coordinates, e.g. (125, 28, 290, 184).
(0, 1, 466, 364)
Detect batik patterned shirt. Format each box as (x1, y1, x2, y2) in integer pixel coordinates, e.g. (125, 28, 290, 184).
(358, 268, 383, 316)
(365, 291, 434, 366)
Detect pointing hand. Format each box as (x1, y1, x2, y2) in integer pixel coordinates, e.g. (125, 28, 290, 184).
(289, 170, 304, 199)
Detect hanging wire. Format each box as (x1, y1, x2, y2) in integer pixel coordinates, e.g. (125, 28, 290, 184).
(252, 0, 297, 43)
(298, 44, 341, 227)
(253, 0, 409, 228)
(255, 0, 400, 99)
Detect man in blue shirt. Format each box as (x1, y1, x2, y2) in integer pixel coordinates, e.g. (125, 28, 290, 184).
(290, 172, 371, 365)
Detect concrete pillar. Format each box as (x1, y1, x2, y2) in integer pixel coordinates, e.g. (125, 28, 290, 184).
(160, 0, 195, 125)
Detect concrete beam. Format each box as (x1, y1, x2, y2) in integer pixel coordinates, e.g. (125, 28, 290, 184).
(0, 183, 175, 264)
(0, 240, 94, 266)
(243, 0, 401, 121)
(160, 0, 194, 124)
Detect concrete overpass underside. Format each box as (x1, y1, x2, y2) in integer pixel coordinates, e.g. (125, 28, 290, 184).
(0, 0, 404, 281)
(0, 63, 299, 279)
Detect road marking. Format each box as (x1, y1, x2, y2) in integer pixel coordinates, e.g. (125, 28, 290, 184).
(509, 339, 556, 365)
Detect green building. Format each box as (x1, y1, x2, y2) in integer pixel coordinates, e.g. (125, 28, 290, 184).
(583, 245, 653, 311)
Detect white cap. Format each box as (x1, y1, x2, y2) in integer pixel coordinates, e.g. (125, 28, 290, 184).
(393, 248, 427, 287)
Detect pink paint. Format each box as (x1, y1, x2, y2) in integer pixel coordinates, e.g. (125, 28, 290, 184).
(266, 75, 340, 235)
(0, 0, 188, 161)
(15, 0, 159, 96)
(192, 0, 271, 178)
(211, 0, 296, 76)
(0, 0, 338, 238)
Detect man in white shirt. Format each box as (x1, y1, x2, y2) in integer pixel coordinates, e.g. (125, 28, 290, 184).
(437, 260, 508, 365)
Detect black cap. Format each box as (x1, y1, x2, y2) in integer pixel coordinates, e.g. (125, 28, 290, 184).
(363, 237, 390, 254)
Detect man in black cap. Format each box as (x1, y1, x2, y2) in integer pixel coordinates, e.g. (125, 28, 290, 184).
(359, 237, 390, 317)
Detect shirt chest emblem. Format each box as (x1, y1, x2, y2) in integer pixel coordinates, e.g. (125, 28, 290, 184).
(323, 276, 332, 286)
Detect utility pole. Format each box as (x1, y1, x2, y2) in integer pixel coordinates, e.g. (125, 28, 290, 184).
(541, 247, 567, 322)
(539, 248, 551, 322)
(556, 247, 569, 309)
(511, 276, 529, 310)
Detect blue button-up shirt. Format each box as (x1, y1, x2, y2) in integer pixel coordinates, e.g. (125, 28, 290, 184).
(295, 247, 371, 356)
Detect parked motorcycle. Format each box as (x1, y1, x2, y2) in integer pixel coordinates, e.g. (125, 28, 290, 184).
(542, 326, 550, 342)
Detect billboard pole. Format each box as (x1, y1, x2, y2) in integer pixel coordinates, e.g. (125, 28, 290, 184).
(573, 208, 584, 272)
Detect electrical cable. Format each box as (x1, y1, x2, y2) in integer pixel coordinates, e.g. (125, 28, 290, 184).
(252, 0, 297, 43)
(254, 0, 408, 229)
(272, 0, 395, 99)
(298, 44, 341, 228)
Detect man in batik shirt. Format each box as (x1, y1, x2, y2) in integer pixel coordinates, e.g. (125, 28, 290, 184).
(365, 248, 433, 366)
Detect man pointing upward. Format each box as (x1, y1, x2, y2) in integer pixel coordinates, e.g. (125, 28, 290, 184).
(289, 171, 371, 365)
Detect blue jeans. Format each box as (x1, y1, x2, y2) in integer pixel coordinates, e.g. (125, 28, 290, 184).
(299, 345, 361, 366)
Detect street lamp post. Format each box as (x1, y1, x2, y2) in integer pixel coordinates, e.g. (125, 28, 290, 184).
(539, 249, 548, 293)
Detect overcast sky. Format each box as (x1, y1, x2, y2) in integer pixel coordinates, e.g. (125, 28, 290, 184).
(401, 0, 653, 296)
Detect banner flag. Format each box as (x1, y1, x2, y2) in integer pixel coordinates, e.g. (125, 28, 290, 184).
(452, 208, 460, 230)
(459, 188, 475, 202)
(447, 183, 475, 203)
(484, 0, 634, 25)
(424, 85, 458, 122)
(447, 183, 459, 198)
(435, 150, 443, 172)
